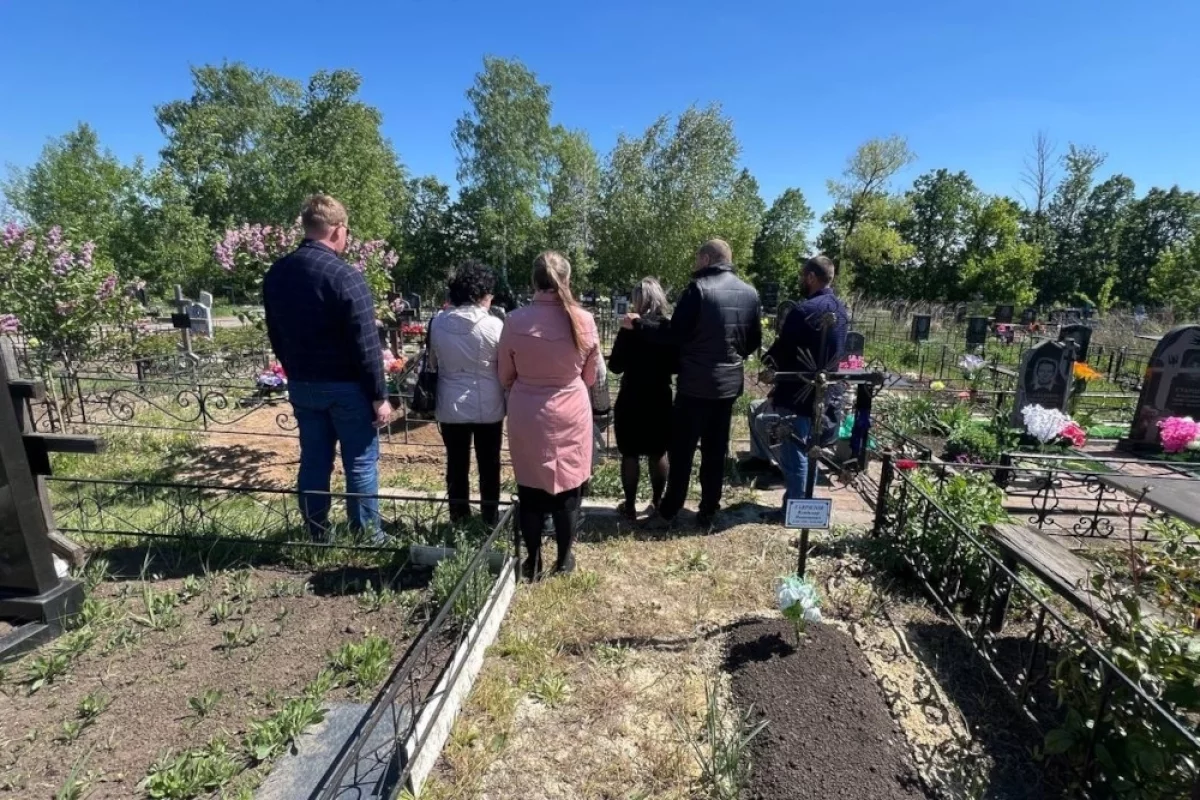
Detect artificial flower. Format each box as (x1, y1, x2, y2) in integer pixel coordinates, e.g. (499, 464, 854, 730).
(930, 380, 946, 391)
(1072, 362, 1102, 382)
(895, 458, 919, 471)
(1021, 405, 1072, 444)
(776, 575, 822, 640)
(957, 391, 972, 400)
(959, 354, 985, 375)
(838, 354, 864, 371)
(1061, 421, 1088, 449)
(1159, 417, 1200, 454)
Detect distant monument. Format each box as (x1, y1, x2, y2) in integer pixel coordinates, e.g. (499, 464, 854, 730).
(1122, 325, 1200, 450)
(966, 316, 989, 347)
(1058, 323, 1093, 363)
(910, 314, 931, 342)
(844, 331, 865, 357)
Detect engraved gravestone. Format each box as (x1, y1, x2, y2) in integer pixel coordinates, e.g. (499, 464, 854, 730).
(1059, 323, 1093, 363)
(844, 331, 865, 357)
(966, 316, 989, 347)
(1123, 325, 1200, 449)
(760, 281, 779, 313)
(1011, 339, 1076, 428)
(994, 304, 1014, 324)
(614, 296, 630, 317)
(910, 314, 931, 342)
(187, 301, 213, 339)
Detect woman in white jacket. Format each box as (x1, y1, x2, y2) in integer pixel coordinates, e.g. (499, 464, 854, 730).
(429, 260, 506, 526)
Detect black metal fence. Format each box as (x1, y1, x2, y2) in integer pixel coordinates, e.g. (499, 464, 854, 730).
(872, 459, 1200, 797)
(310, 503, 517, 799)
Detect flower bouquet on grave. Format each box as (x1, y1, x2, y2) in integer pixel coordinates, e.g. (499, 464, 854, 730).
(1021, 404, 1087, 450)
(838, 353, 865, 371)
(382, 348, 409, 404)
(254, 362, 287, 398)
(776, 575, 822, 643)
(959, 354, 986, 400)
(1158, 417, 1200, 455)
(400, 322, 426, 339)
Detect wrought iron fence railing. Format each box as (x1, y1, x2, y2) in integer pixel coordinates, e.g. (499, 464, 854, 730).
(310, 503, 517, 799)
(872, 462, 1200, 797)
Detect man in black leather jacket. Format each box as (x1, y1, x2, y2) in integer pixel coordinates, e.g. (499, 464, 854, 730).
(622, 239, 761, 529)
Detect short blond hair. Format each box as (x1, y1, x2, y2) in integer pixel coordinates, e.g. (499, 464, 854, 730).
(300, 194, 348, 237)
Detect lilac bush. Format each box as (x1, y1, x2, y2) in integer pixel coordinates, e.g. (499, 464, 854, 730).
(0, 222, 138, 365)
(213, 220, 398, 302)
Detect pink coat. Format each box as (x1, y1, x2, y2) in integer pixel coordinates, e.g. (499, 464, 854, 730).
(499, 292, 599, 495)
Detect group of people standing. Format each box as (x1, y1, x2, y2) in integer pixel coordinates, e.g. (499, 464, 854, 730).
(264, 193, 847, 581)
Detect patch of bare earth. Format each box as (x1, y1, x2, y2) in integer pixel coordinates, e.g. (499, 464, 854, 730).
(0, 566, 418, 799)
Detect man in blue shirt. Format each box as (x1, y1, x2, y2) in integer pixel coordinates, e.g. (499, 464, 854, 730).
(758, 255, 848, 511)
(263, 195, 391, 541)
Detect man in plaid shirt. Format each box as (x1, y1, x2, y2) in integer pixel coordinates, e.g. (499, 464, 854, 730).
(263, 195, 392, 541)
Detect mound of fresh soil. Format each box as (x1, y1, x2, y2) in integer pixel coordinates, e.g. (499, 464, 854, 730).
(725, 618, 926, 800)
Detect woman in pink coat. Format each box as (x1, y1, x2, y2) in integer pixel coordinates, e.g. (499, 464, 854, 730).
(499, 251, 599, 579)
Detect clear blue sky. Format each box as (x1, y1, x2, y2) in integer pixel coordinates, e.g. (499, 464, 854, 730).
(2, 0, 1198, 213)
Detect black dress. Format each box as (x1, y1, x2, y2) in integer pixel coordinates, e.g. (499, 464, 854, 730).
(608, 322, 676, 458)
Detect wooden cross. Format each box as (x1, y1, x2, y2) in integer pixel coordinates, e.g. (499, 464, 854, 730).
(0, 341, 105, 660)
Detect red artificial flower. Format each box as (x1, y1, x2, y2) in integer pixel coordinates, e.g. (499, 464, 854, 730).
(895, 458, 919, 471)
(1061, 421, 1087, 449)
(269, 362, 285, 378)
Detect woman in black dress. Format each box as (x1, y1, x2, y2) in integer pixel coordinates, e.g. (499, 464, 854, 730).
(608, 278, 676, 519)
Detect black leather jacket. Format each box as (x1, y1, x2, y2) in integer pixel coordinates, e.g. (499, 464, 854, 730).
(637, 264, 761, 400)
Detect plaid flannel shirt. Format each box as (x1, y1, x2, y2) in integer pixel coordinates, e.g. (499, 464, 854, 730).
(263, 240, 386, 401)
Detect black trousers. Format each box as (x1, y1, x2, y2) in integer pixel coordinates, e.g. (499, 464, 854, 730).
(517, 484, 582, 565)
(439, 421, 504, 525)
(658, 394, 736, 520)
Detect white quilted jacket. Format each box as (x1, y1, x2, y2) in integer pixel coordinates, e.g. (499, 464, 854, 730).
(429, 305, 506, 425)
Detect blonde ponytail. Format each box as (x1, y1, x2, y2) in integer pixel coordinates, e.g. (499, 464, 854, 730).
(532, 250, 586, 352)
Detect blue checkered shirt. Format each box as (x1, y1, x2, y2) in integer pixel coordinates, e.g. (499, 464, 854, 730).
(263, 240, 386, 401)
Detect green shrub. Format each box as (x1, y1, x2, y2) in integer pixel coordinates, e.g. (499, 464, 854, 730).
(944, 422, 1001, 464)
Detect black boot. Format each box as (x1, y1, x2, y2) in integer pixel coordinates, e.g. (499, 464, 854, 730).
(521, 528, 543, 582)
(553, 524, 576, 575)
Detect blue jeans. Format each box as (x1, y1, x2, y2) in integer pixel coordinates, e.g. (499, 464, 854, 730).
(288, 382, 380, 540)
(768, 415, 815, 510)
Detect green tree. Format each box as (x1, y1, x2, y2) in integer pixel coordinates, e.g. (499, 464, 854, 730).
(1118, 186, 1200, 304)
(398, 175, 479, 297)
(453, 57, 554, 277)
(901, 169, 980, 300)
(115, 167, 215, 289)
(594, 105, 761, 290)
(961, 196, 1040, 305)
(546, 127, 600, 283)
(1074, 174, 1136, 307)
(2, 123, 143, 259)
(276, 69, 409, 241)
(749, 188, 813, 291)
(1039, 144, 1105, 302)
(817, 136, 917, 292)
(155, 62, 300, 227)
(1148, 236, 1200, 314)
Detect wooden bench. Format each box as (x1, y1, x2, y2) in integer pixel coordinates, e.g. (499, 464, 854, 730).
(984, 522, 1166, 633)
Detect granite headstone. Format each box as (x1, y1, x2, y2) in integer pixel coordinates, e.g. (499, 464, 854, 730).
(1021, 307, 1037, 325)
(910, 314, 931, 342)
(966, 316, 989, 347)
(1123, 325, 1200, 449)
(844, 331, 865, 357)
(994, 304, 1014, 324)
(1058, 323, 1093, 363)
(1011, 339, 1076, 428)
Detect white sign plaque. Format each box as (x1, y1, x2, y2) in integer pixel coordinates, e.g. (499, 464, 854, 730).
(785, 498, 832, 530)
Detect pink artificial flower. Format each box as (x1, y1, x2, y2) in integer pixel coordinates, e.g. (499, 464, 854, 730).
(895, 458, 919, 471)
(1061, 421, 1087, 449)
(957, 391, 972, 400)
(1159, 417, 1200, 454)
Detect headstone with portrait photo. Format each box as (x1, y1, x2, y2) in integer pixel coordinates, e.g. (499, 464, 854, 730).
(966, 316, 989, 347)
(614, 296, 630, 317)
(910, 314, 931, 343)
(187, 300, 213, 339)
(1058, 323, 1093, 364)
(1121, 325, 1200, 449)
(1011, 339, 1076, 429)
(993, 304, 1014, 324)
